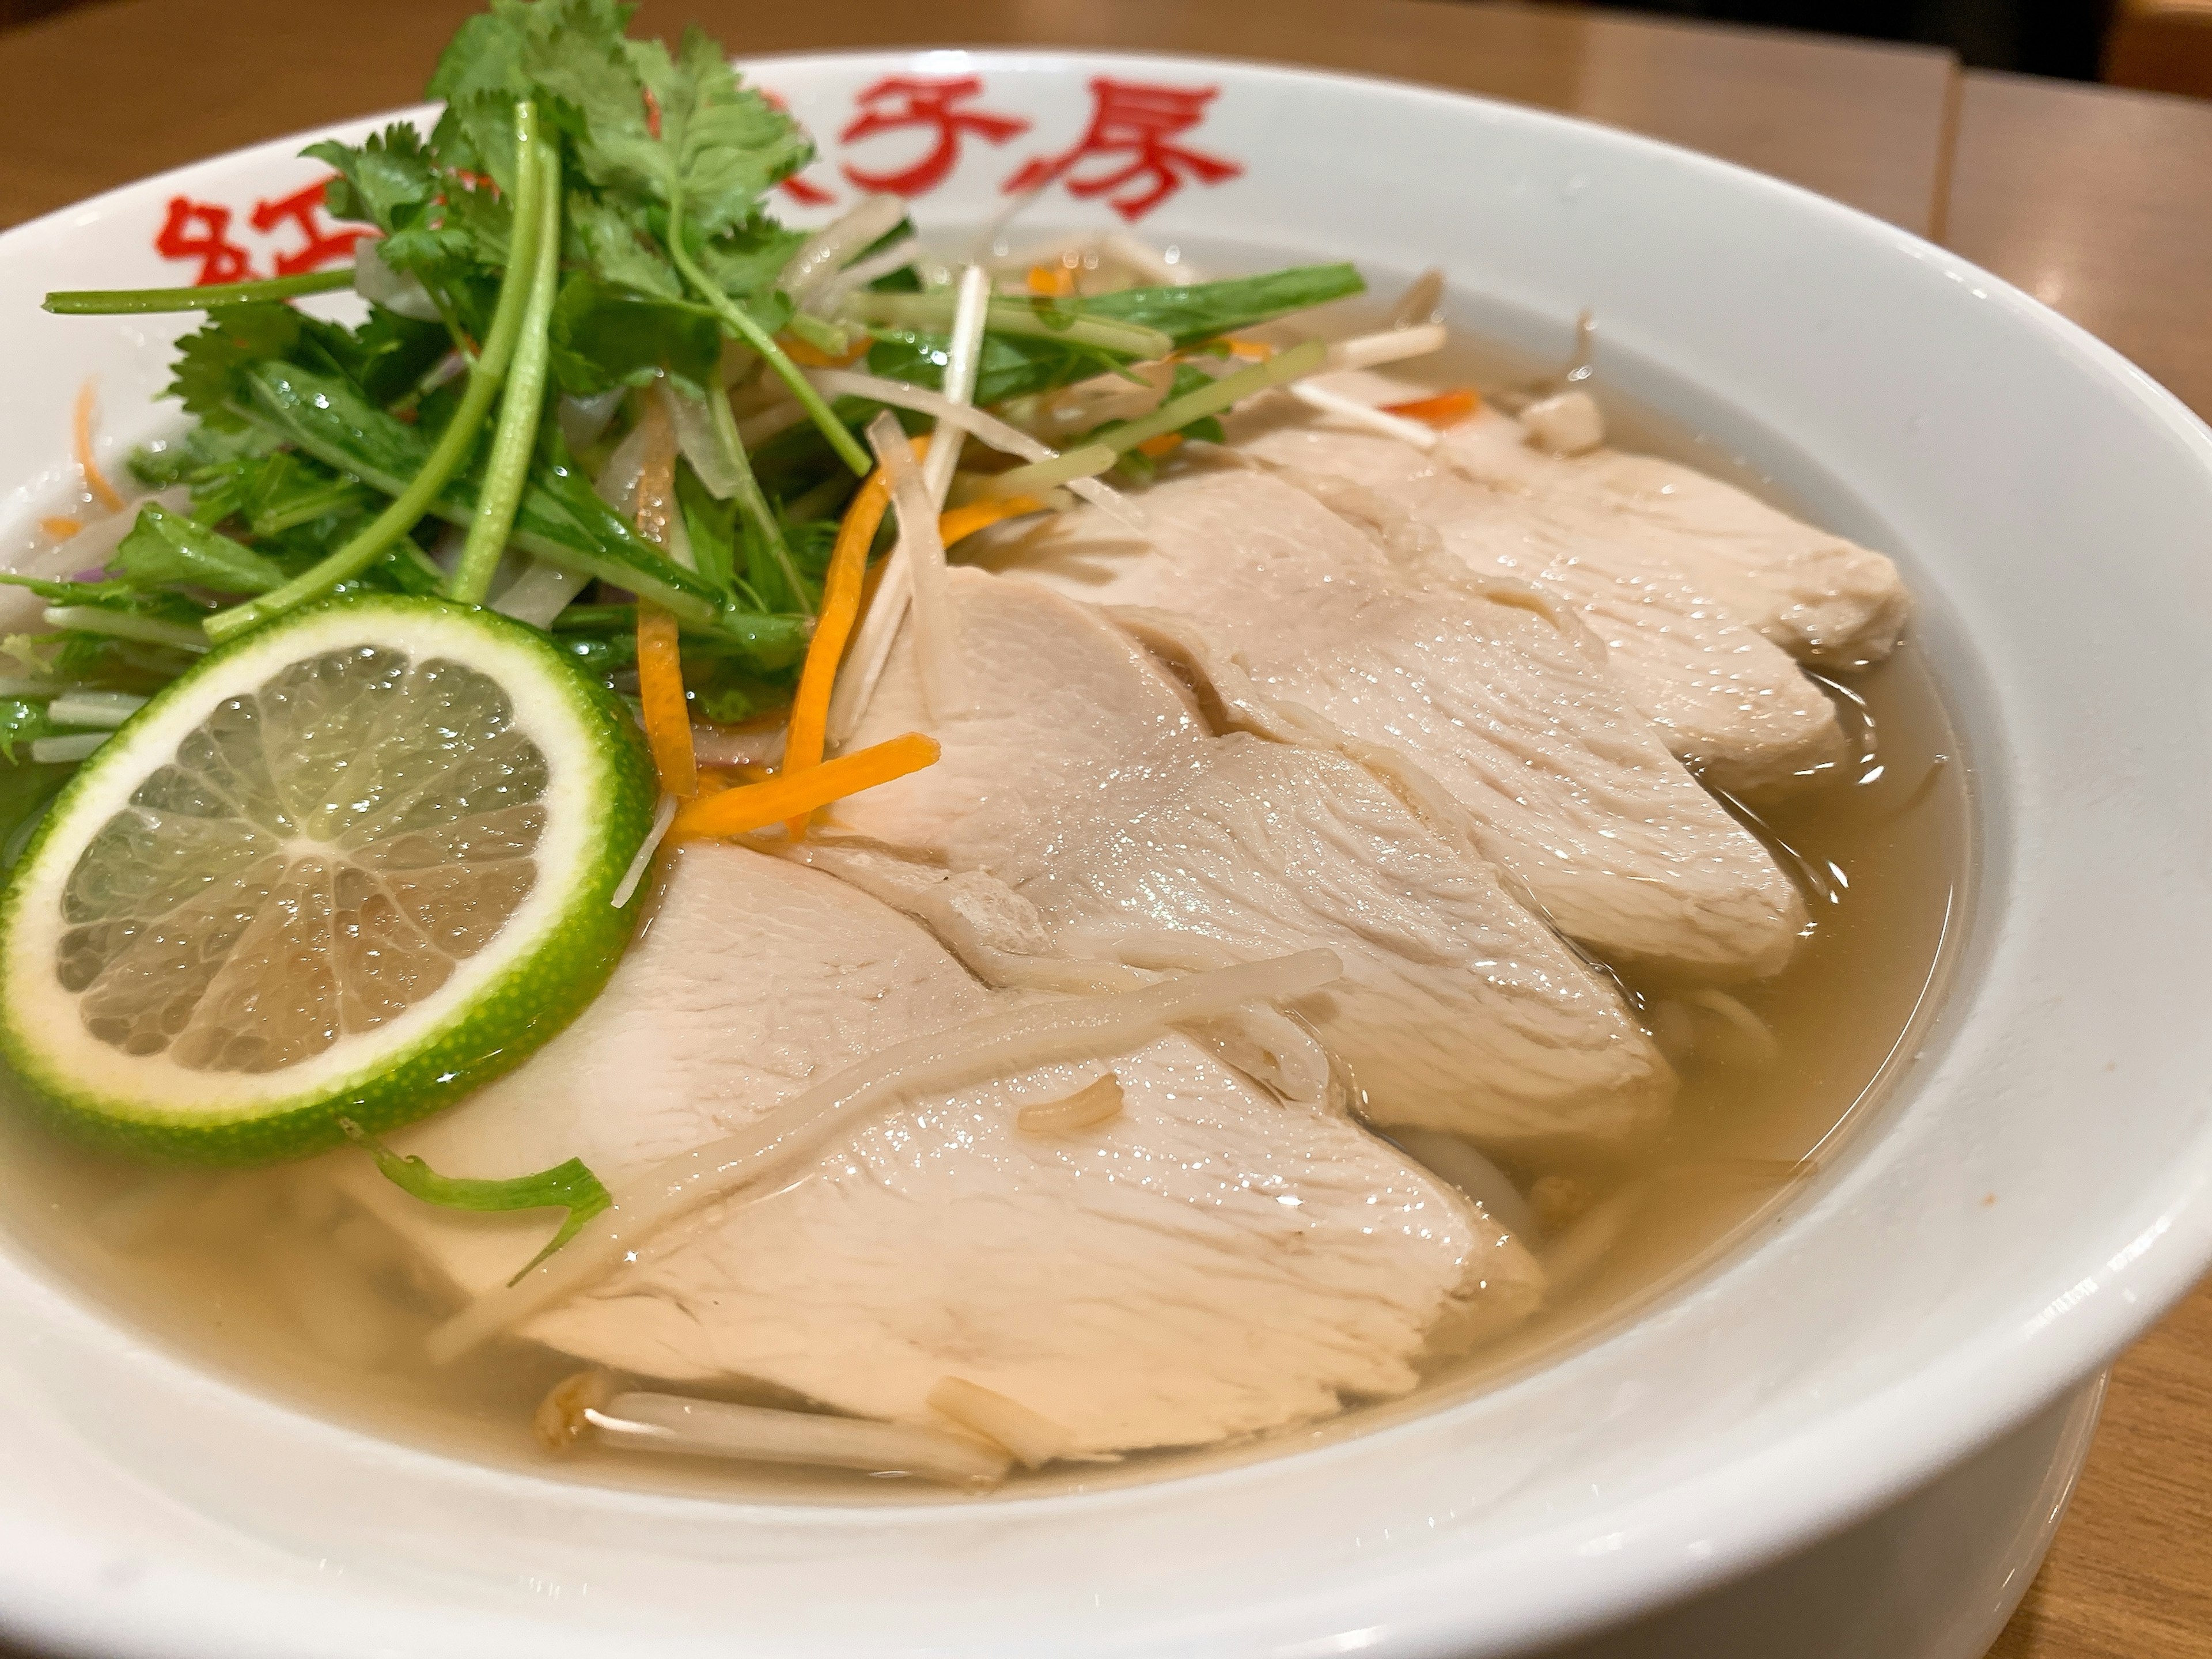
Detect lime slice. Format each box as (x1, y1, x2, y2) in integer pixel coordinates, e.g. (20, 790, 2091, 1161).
(0, 596, 655, 1162)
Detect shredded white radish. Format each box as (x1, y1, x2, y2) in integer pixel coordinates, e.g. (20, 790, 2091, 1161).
(1099, 229, 1195, 286)
(926, 1377, 1074, 1468)
(426, 948, 1344, 1362)
(812, 234, 919, 313)
(610, 793, 679, 910)
(353, 238, 441, 321)
(1325, 322, 1448, 372)
(664, 381, 744, 500)
(824, 268, 992, 747)
(868, 412, 968, 722)
(30, 732, 106, 764)
(922, 265, 991, 505)
(1015, 1073, 1123, 1135)
(1287, 382, 1440, 450)
(588, 1392, 1011, 1487)
(593, 417, 654, 516)
(779, 194, 906, 312)
(556, 388, 627, 454)
(1389, 267, 1446, 329)
(803, 368, 1138, 521)
(491, 557, 586, 628)
(44, 690, 145, 729)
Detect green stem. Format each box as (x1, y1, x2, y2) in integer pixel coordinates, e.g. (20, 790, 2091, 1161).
(42, 606, 210, 653)
(706, 387, 812, 620)
(203, 101, 548, 645)
(846, 292, 1174, 359)
(448, 138, 565, 606)
(42, 268, 355, 315)
(666, 212, 872, 478)
(983, 342, 1330, 498)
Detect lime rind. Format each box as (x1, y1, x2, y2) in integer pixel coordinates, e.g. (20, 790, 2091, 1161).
(0, 596, 656, 1164)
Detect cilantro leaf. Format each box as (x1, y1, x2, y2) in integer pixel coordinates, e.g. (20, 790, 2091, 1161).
(548, 270, 722, 395)
(111, 505, 290, 596)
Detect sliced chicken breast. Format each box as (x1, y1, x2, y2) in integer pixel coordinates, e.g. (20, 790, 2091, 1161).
(350, 843, 1533, 1457)
(830, 566, 1673, 1147)
(1225, 393, 1851, 794)
(975, 459, 1806, 976)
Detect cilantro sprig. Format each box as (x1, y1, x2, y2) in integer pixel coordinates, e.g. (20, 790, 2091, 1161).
(29, 0, 1372, 774)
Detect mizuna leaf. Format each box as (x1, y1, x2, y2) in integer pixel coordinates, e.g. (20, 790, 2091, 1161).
(342, 1119, 612, 1282)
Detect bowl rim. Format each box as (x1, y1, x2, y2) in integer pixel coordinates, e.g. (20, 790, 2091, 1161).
(2, 43, 2210, 1659)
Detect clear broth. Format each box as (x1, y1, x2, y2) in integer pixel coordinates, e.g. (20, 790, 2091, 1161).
(0, 268, 1972, 1502)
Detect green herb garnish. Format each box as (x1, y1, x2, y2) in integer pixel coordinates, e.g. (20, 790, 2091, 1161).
(342, 1119, 612, 1282)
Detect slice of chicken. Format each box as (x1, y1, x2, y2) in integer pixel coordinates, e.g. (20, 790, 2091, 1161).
(975, 459, 1806, 976)
(349, 843, 1535, 1457)
(1224, 386, 1858, 795)
(828, 566, 1673, 1148)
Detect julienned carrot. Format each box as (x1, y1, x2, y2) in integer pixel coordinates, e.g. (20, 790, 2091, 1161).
(1135, 433, 1183, 460)
(635, 605, 697, 798)
(937, 495, 1045, 548)
(1027, 264, 1076, 298)
(1380, 388, 1480, 429)
(41, 517, 82, 540)
(673, 732, 940, 842)
(73, 381, 123, 514)
(781, 332, 870, 369)
(780, 435, 938, 838)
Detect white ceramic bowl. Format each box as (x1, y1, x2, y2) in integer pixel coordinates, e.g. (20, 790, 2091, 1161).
(3, 48, 2210, 1659)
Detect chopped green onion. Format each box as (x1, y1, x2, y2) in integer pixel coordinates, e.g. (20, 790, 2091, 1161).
(29, 732, 107, 764)
(44, 691, 146, 729)
(41, 268, 355, 316)
(846, 292, 1176, 361)
(204, 99, 552, 644)
(341, 1119, 612, 1284)
(981, 341, 1330, 499)
(42, 606, 209, 653)
(706, 385, 812, 620)
(972, 443, 1116, 499)
(449, 134, 565, 607)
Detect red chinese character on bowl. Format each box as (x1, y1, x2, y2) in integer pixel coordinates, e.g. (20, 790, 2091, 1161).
(840, 75, 1032, 197)
(1004, 78, 1242, 221)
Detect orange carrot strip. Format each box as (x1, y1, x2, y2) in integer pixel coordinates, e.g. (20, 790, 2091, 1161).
(1136, 433, 1183, 460)
(779, 435, 934, 838)
(73, 381, 123, 514)
(626, 399, 694, 797)
(1380, 388, 1480, 429)
(672, 732, 940, 842)
(781, 333, 870, 369)
(938, 495, 1045, 548)
(635, 605, 697, 798)
(1222, 338, 1273, 361)
(41, 517, 83, 540)
(782, 465, 895, 835)
(1027, 264, 1076, 298)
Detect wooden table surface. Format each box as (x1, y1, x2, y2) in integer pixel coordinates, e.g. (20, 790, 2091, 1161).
(0, 3, 2206, 1656)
